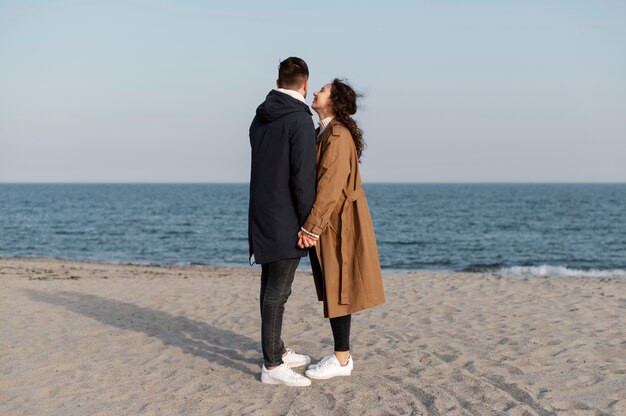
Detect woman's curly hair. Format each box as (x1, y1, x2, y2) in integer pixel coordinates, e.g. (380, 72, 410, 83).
(330, 78, 365, 162)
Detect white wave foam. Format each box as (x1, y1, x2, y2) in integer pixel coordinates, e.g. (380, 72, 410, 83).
(497, 265, 626, 278)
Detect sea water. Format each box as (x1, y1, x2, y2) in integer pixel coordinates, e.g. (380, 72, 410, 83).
(1, 183, 625, 277)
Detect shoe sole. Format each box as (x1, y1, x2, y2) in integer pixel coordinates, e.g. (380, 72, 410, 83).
(305, 371, 352, 380)
(261, 374, 311, 387)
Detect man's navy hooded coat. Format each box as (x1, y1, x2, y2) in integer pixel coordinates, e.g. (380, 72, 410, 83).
(248, 90, 317, 264)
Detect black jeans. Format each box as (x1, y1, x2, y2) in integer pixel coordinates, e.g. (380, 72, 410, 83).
(260, 257, 300, 367)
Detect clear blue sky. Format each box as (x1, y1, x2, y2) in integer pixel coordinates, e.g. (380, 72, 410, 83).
(1, 0, 624, 182)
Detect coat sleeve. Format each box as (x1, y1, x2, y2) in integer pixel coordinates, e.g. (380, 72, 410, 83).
(289, 116, 317, 224)
(302, 128, 351, 235)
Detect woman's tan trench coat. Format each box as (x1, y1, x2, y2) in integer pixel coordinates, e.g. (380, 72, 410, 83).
(302, 119, 386, 318)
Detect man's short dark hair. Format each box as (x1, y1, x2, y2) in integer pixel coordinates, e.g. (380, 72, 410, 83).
(278, 57, 309, 89)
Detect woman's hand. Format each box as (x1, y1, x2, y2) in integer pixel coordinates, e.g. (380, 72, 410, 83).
(297, 230, 318, 249)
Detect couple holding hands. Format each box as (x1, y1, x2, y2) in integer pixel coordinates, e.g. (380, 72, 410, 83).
(248, 57, 385, 386)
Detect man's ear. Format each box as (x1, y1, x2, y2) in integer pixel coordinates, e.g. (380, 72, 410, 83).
(303, 79, 309, 96)
(276, 79, 281, 89)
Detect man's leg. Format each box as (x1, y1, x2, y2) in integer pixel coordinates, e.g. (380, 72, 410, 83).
(260, 263, 268, 315)
(260, 257, 300, 368)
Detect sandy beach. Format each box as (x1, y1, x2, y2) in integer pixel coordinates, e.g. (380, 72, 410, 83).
(1, 258, 625, 415)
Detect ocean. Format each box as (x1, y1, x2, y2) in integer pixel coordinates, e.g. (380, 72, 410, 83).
(1, 183, 625, 278)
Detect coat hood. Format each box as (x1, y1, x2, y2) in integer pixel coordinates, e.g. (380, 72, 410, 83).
(255, 90, 312, 123)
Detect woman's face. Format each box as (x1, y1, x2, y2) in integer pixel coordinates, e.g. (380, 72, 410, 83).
(312, 83, 333, 115)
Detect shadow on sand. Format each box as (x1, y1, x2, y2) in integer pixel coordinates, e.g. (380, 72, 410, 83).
(22, 288, 260, 378)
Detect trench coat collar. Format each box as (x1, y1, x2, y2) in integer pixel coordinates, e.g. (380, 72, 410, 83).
(316, 118, 341, 143)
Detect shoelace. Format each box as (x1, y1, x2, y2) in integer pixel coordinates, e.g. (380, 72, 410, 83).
(316, 355, 337, 370)
(314, 354, 334, 367)
(283, 365, 304, 380)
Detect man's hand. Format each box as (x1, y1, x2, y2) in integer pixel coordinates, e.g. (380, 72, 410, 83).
(297, 230, 318, 249)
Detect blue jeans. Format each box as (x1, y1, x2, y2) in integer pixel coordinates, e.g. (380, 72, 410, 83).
(260, 257, 300, 367)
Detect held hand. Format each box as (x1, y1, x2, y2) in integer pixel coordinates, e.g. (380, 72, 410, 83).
(297, 230, 318, 249)
(297, 231, 305, 249)
(303, 234, 318, 248)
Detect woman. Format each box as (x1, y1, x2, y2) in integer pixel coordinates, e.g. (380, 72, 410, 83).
(298, 79, 385, 380)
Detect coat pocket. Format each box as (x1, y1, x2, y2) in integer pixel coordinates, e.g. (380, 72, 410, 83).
(328, 208, 340, 234)
(337, 188, 366, 304)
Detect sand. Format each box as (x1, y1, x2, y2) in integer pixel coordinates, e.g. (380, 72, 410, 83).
(1, 258, 625, 415)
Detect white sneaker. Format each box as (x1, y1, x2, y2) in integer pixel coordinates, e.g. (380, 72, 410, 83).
(305, 354, 353, 379)
(282, 348, 311, 368)
(261, 363, 311, 386)
(307, 353, 335, 370)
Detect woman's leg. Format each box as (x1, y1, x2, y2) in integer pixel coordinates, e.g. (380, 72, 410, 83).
(305, 314, 353, 378)
(329, 314, 351, 365)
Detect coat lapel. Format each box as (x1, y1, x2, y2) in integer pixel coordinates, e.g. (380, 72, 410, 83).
(316, 118, 340, 143)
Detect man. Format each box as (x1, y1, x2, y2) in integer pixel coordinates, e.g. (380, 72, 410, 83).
(248, 57, 317, 386)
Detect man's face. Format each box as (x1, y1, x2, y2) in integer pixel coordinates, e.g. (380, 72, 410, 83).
(312, 83, 332, 114)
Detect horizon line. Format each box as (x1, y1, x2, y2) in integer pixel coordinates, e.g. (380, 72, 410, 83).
(1, 181, 625, 185)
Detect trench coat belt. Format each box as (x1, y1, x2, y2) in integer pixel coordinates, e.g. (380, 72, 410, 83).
(337, 187, 364, 212)
(338, 187, 366, 304)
